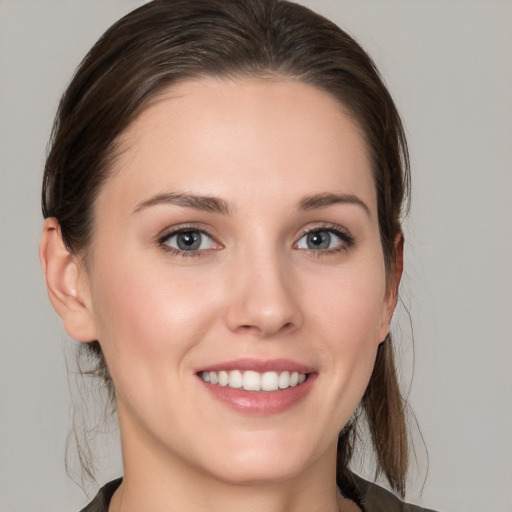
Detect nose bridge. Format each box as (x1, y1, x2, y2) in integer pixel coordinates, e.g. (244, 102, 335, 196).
(225, 244, 302, 337)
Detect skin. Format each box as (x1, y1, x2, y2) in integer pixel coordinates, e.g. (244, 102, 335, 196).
(41, 77, 401, 512)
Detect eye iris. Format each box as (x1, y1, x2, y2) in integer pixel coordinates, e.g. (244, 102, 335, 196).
(307, 231, 331, 249)
(177, 231, 201, 250)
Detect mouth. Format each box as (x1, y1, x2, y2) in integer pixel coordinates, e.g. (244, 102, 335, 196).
(196, 359, 316, 415)
(200, 369, 308, 391)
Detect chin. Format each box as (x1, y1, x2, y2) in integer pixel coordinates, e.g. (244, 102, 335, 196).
(204, 456, 308, 486)
(189, 430, 328, 486)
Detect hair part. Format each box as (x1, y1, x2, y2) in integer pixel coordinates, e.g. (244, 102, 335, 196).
(43, 0, 411, 498)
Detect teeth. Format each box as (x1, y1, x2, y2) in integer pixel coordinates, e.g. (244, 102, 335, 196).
(278, 371, 290, 389)
(261, 371, 278, 391)
(243, 370, 261, 391)
(218, 370, 229, 386)
(200, 370, 308, 391)
(229, 370, 243, 388)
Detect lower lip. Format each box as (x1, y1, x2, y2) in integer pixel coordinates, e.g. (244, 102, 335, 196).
(199, 374, 317, 415)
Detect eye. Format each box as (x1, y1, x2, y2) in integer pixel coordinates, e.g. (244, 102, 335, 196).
(161, 229, 217, 252)
(295, 227, 352, 252)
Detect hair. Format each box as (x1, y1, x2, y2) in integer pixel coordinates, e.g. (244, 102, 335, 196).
(42, 0, 411, 500)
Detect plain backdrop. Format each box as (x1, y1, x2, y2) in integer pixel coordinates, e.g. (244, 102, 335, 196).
(1, 1, 511, 511)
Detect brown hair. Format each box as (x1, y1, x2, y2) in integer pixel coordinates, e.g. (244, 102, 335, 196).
(43, 0, 410, 499)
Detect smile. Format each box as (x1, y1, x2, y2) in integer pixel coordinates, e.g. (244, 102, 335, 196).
(200, 370, 307, 391)
(197, 359, 316, 414)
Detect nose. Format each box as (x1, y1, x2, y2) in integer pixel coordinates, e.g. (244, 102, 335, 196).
(224, 251, 303, 338)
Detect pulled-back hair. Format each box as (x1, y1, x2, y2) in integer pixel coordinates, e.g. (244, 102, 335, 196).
(43, 0, 410, 498)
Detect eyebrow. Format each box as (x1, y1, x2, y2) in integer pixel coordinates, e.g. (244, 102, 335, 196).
(297, 192, 371, 216)
(133, 193, 233, 215)
(133, 191, 370, 217)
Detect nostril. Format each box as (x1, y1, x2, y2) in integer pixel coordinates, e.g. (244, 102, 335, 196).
(236, 321, 295, 336)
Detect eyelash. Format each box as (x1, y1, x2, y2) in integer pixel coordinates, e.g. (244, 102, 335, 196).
(156, 223, 354, 258)
(157, 225, 218, 258)
(295, 224, 355, 256)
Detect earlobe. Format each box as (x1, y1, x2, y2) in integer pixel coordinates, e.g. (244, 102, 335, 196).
(379, 233, 404, 341)
(39, 218, 97, 342)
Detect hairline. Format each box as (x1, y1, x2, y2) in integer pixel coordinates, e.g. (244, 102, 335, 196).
(79, 71, 379, 271)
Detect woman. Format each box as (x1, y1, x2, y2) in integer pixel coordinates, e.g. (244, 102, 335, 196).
(40, 0, 435, 510)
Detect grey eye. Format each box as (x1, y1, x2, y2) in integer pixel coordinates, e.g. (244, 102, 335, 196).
(296, 230, 344, 250)
(164, 230, 215, 251)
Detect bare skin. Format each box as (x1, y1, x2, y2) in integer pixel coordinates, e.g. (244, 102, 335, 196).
(41, 77, 401, 512)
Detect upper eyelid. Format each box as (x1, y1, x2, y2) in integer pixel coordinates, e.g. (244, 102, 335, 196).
(157, 226, 221, 257)
(157, 223, 218, 243)
(297, 223, 352, 239)
(294, 224, 355, 250)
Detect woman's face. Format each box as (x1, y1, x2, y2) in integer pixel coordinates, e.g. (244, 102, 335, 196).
(78, 78, 397, 485)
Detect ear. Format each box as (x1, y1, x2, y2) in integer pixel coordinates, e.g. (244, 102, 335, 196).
(378, 233, 404, 342)
(39, 218, 97, 342)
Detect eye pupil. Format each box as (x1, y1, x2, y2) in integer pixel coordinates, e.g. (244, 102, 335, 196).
(177, 231, 201, 250)
(307, 231, 330, 249)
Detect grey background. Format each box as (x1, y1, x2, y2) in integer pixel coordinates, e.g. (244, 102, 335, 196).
(1, 1, 511, 511)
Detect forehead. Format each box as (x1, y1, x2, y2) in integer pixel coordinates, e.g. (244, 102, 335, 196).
(100, 77, 376, 214)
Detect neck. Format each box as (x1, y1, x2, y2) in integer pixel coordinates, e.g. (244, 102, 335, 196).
(110, 408, 358, 512)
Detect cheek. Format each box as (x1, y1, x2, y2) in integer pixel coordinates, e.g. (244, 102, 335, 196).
(310, 260, 387, 343)
(305, 256, 387, 391)
(87, 253, 223, 385)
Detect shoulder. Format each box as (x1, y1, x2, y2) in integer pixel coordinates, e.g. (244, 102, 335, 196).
(79, 478, 122, 512)
(349, 472, 439, 512)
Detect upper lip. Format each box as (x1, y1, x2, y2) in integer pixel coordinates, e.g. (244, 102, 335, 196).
(196, 358, 315, 374)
